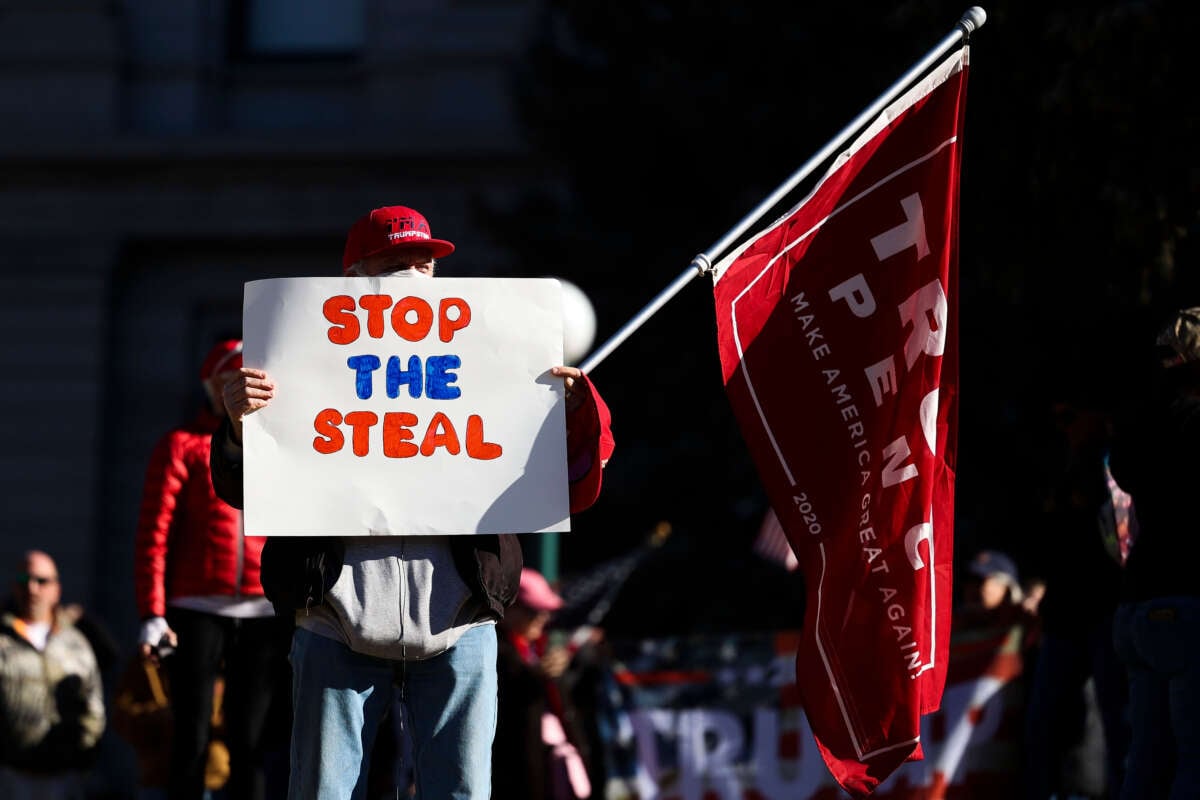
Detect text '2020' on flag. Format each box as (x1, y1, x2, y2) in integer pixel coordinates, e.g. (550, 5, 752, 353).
(712, 47, 969, 797)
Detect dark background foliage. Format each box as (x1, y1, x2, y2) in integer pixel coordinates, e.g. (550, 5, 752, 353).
(489, 0, 1198, 631)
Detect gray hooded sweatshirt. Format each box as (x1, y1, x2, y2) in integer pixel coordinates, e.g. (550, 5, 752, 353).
(297, 535, 490, 660)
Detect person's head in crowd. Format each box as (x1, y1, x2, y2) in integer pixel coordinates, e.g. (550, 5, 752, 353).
(963, 549, 1023, 610)
(200, 338, 243, 416)
(503, 568, 564, 643)
(342, 205, 454, 278)
(1155, 306, 1200, 391)
(13, 550, 61, 625)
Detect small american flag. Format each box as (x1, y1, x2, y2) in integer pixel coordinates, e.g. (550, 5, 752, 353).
(752, 507, 799, 572)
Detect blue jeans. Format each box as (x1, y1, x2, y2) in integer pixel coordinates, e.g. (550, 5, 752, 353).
(1112, 597, 1200, 800)
(288, 624, 498, 800)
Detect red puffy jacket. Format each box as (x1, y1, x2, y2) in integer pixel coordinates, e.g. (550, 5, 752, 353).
(134, 408, 265, 619)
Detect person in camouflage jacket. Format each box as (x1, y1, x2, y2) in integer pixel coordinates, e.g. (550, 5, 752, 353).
(0, 550, 105, 785)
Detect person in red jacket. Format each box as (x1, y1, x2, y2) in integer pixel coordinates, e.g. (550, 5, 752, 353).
(132, 338, 292, 800)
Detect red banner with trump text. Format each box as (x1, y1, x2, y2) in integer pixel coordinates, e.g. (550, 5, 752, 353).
(712, 48, 969, 796)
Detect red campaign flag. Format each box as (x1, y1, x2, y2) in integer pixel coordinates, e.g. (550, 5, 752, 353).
(712, 47, 969, 797)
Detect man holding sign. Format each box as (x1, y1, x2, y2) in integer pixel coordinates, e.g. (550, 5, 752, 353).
(209, 205, 615, 800)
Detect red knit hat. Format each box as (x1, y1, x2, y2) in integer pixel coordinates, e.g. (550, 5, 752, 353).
(341, 206, 456, 274)
(200, 339, 243, 381)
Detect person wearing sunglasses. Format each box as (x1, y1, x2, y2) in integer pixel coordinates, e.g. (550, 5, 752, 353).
(0, 550, 106, 797)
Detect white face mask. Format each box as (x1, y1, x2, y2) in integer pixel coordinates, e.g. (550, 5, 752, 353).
(347, 264, 434, 279)
(383, 267, 432, 279)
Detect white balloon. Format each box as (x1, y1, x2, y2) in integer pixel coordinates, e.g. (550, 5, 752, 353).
(555, 277, 597, 365)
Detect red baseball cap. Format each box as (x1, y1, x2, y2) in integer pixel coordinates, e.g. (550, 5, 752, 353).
(565, 373, 615, 514)
(200, 339, 243, 381)
(341, 205, 456, 274)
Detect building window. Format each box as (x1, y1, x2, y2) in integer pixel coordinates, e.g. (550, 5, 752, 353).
(239, 0, 365, 58)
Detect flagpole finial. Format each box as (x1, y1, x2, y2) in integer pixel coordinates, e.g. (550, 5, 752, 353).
(958, 7, 987, 35)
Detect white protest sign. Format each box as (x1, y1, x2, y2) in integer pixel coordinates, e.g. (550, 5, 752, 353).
(241, 277, 569, 536)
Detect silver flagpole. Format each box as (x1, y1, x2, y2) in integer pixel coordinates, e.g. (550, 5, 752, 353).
(578, 6, 987, 375)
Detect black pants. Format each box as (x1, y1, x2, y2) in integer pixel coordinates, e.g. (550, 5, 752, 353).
(165, 608, 293, 800)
